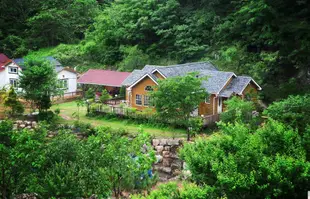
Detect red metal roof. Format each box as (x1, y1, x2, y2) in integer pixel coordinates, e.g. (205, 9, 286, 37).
(0, 53, 12, 71)
(78, 69, 131, 87)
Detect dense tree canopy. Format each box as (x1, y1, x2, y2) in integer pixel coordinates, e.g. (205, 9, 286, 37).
(19, 58, 60, 112)
(1, 0, 310, 101)
(150, 73, 207, 139)
(0, 122, 155, 198)
(180, 119, 310, 199)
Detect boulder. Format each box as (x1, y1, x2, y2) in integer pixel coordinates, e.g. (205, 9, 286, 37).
(172, 169, 182, 177)
(152, 139, 160, 146)
(162, 158, 172, 167)
(13, 124, 18, 130)
(167, 139, 180, 146)
(20, 124, 26, 128)
(16, 120, 23, 124)
(155, 145, 164, 153)
(171, 160, 183, 170)
(155, 155, 163, 163)
(164, 146, 171, 151)
(162, 151, 170, 158)
(161, 167, 172, 174)
(159, 139, 167, 146)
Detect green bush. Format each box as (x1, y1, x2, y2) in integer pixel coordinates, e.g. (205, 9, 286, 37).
(180, 119, 310, 198)
(85, 88, 95, 100)
(263, 94, 310, 132)
(3, 87, 24, 117)
(220, 96, 259, 128)
(99, 89, 111, 103)
(73, 121, 96, 136)
(131, 182, 215, 199)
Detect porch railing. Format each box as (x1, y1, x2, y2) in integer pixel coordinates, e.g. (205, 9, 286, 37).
(203, 114, 220, 126)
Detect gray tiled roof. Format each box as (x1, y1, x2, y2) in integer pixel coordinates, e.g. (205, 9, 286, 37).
(219, 76, 252, 97)
(13, 56, 63, 72)
(199, 70, 235, 94)
(122, 70, 145, 86)
(122, 62, 217, 86)
(122, 62, 259, 95)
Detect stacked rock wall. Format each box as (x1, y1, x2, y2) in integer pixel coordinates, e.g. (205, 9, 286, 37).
(152, 138, 184, 181)
(13, 120, 37, 130)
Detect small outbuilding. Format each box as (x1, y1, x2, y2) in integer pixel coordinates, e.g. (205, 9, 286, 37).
(78, 69, 131, 97)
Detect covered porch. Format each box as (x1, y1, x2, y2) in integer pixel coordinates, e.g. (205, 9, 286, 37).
(77, 69, 131, 98)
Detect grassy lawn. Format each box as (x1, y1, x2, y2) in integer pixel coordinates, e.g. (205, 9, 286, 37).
(51, 101, 187, 138)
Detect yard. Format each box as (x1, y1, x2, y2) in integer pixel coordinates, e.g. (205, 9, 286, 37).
(51, 101, 187, 138)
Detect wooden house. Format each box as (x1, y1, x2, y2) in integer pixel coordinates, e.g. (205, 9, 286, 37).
(122, 62, 261, 116)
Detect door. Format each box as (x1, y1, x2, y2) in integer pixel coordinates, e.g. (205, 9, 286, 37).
(218, 97, 222, 114)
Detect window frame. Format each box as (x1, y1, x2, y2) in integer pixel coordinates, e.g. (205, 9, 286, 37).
(9, 78, 18, 88)
(135, 94, 142, 106)
(205, 96, 211, 104)
(59, 79, 69, 90)
(145, 85, 153, 92)
(9, 67, 18, 74)
(144, 95, 151, 106)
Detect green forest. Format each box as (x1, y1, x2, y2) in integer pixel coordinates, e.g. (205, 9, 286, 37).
(1, 1, 310, 198)
(1, 0, 310, 102)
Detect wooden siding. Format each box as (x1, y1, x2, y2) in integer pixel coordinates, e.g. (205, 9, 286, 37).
(153, 71, 165, 79)
(130, 76, 157, 110)
(242, 82, 258, 101)
(126, 74, 260, 116)
(222, 75, 234, 90)
(198, 94, 217, 116)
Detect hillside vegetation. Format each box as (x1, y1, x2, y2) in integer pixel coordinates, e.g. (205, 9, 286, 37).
(1, 0, 310, 102)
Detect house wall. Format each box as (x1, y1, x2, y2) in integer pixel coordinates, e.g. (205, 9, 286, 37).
(153, 71, 165, 80)
(126, 75, 260, 116)
(0, 62, 22, 89)
(198, 94, 218, 116)
(128, 76, 157, 111)
(57, 70, 77, 94)
(242, 82, 258, 101)
(0, 70, 6, 88)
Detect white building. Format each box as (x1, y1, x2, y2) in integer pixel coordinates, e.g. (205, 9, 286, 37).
(0, 53, 22, 90)
(57, 67, 78, 95)
(0, 54, 78, 95)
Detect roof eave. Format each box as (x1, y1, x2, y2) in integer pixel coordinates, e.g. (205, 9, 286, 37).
(128, 73, 158, 89)
(77, 82, 123, 87)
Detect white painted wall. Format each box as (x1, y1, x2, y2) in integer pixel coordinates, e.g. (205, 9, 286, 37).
(0, 65, 77, 96)
(0, 62, 22, 89)
(57, 70, 77, 94)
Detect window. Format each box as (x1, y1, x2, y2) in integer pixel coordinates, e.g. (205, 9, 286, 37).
(136, 94, 142, 105)
(10, 79, 18, 88)
(145, 86, 153, 91)
(205, 96, 210, 104)
(59, 79, 68, 89)
(9, 67, 18, 74)
(144, 96, 151, 106)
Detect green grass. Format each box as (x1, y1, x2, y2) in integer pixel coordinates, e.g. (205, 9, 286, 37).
(51, 101, 187, 138)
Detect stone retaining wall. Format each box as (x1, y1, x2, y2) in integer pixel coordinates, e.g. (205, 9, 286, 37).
(13, 120, 38, 130)
(152, 138, 184, 181)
